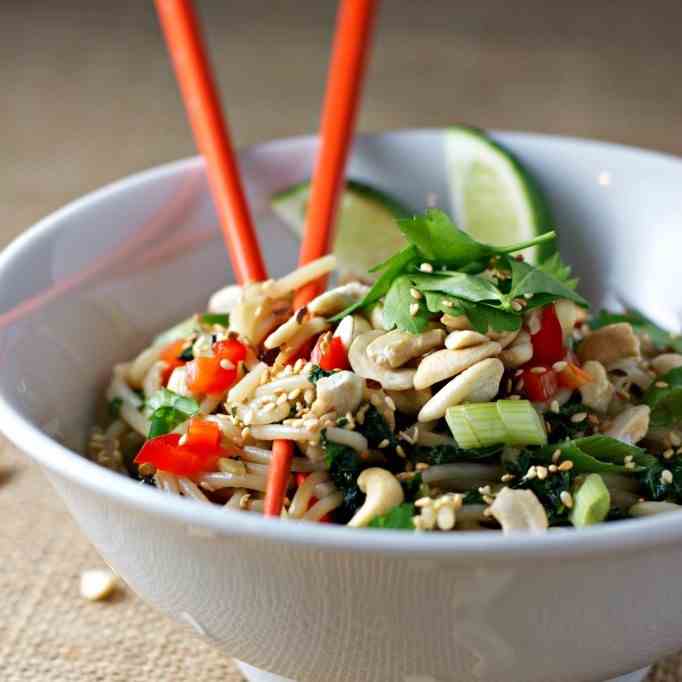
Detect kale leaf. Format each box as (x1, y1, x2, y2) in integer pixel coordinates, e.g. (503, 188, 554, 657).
(368, 503, 416, 530)
(357, 405, 396, 449)
(413, 443, 502, 466)
(321, 432, 366, 522)
(544, 400, 595, 441)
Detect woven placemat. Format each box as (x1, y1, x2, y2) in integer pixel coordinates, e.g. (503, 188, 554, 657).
(0, 434, 679, 681)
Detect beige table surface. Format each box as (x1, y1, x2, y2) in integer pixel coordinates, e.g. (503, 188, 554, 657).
(2, 1, 682, 679)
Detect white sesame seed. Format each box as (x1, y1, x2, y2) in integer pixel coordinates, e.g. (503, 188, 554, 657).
(548, 464, 558, 473)
(441, 299, 455, 308)
(415, 462, 430, 471)
(550, 400, 560, 414)
(478, 485, 492, 495)
(552, 361, 568, 372)
(511, 300, 523, 312)
(508, 394, 521, 400)
(625, 462, 636, 471)
(624, 455, 634, 464)
(500, 473, 514, 482)
(536, 466, 548, 480)
(240, 427, 251, 440)
(415, 497, 433, 508)
(670, 433, 681, 447)
(530, 366, 546, 374)
(419, 262, 434, 273)
(436, 505, 456, 531)
(558, 460, 574, 472)
(656, 381, 670, 388)
(525, 466, 538, 480)
(663, 448, 675, 460)
(661, 469, 674, 485)
(80, 569, 118, 602)
(560, 491, 574, 509)
(396, 445, 407, 458)
(409, 288, 423, 300)
(378, 438, 390, 449)
(570, 412, 588, 423)
(409, 303, 420, 317)
(178, 434, 188, 446)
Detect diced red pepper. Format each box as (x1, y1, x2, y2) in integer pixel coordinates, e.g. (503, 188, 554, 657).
(213, 338, 247, 364)
(186, 417, 221, 450)
(160, 339, 188, 385)
(557, 362, 593, 390)
(186, 356, 237, 395)
(522, 367, 559, 402)
(529, 305, 565, 366)
(311, 335, 349, 371)
(134, 433, 221, 477)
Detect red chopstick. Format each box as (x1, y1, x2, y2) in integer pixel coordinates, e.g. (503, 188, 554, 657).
(294, 0, 378, 309)
(155, 0, 267, 285)
(266, 0, 378, 518)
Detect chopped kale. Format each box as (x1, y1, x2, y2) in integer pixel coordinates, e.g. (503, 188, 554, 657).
(358, 405, 396, 449)
(368, 503, 415, 530)
(413, 443, 502, 466)
(544, 399, 595, 442)
(309, 364, 335, 383)
(462, 489, 485, 505)
(321, 431, 366, 523)
(108, 397, 123, 419)
(639, 459, 682, 503)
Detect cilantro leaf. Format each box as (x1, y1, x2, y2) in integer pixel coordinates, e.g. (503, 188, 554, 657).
(507, 258, 589, 308)
(590, 308, 682, 353)
(368, 503, 415, 529)
(331, 245, 419, 320)
(148, 406, 191, 439)
(422, 292, 466, 316)
(146, 388, 200, 416)
(643, 367, 682, 427)
(396, 209, 555, 267)
(145, 389, 200, 439)
(458, 300, 522, 333)
(383, 275, 431, 334)
(409, 271, 502, 303)
(536, 253, 579, 290)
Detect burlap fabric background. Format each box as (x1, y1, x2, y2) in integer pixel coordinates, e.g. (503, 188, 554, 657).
(3, 1, 682, 679)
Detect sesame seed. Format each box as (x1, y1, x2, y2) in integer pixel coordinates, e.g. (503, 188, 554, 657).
(409, 303, 420, 317)
(548, 464, 558, 473)
(416, 462, 430, 471)
(378, 439, 390, 449)
(219, 358, 234, 370)
(624, 455, 634, 464)
(293, 358, 304, 372)
(385, 395, 397, 411)
(178, 434, 188, 446)
(511, 300, 523, 312)
(478, 485, 492, 495)
(656, 381, 670, 388)
(396, 445, 407, 458)
(410, 288, 423, 300)
(558, 460, 574, 472)
(525, 466, 537, 480)
(415, 497, 433, 508)
(508, 394, 521, 400)
(570, 412, 588, 423)
(501, 473, 514, 482)
(670, 433, 681, 447)
(552, 361, 568, 372)
(550, 400, 560, 414)
(663, 448, 675, 460)
(530, 366, 546, 374)
(419, 262, 434, 273)
(536, 466, 548, 480)
(661, 470, 674, 485)
(560, 491, 574, 509)
(441, 299, 455, 308)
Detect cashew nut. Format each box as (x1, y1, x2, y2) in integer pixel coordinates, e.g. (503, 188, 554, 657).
(347, 468, 405, 528)
(414, 342, 501, 390)
(440, 314, 472, 330)
(315, 371, 365, 417)
(606, 357, 653, 391)
(208, 283, 244, 314)
(418, 358, 504, 422)
(367, 328, 445, 368)
(488, 487, 548, 534)
(307, 282, 369, 316)
(368, 303, 389, 330)
(605, 405, 650, 445)
(486, 329, 520, 349)
(348, 331, 416, 390)
(554, 299, 580, 340)
(333, 314, 372, 349)
(651, 353, 682, 376)
(386, 388, 432, 416)
(499, 330, 533, 368)
(445, 330, 489, 350)
(578, 323, 641, 365)
(578, 361, 613, 413)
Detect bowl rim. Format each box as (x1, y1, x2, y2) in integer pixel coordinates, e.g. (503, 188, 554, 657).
(2, 127, 682, 559)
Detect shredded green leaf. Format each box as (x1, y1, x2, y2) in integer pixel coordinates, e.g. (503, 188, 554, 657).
(145, 389, 200, 439)
(643, 367, 682, 427)
(368, 503, 415, 529)
(201, 313, 230, 326)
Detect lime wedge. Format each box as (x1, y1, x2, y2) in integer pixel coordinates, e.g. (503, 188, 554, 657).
(272, 180, 410, 276)
(446, 125, 554, 264)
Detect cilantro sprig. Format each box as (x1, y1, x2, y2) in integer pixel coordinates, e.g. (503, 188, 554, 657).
(332, 208, 587, 334)
(145, 388, 199, 439)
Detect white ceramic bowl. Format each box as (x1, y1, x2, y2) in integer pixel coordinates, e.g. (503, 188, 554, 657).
(1, 130, 681, 682)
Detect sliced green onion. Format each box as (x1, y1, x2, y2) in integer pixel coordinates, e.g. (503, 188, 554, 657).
(570, 474, 610, 528)
(446, 400, 547, 448)
(200, 313, 230, 327)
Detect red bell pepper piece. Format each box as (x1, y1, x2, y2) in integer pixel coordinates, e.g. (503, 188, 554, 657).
(311, 335, 349, 371)
(135, 433, 221, 477)
(529, 305, 565, 366)
(213, 338, 247, 364)
(160, 339, 188, 385)
(522, 367, 559, 402)
(186, 356, 237, 395)
(185, 417, 221, 450)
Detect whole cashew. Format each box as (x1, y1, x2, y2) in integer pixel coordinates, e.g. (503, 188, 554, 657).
(488, 487, 548, 534)
(347, 468, 405, 528)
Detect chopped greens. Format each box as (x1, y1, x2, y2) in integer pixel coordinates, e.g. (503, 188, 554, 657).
(412, 443, 503, 466)
(543, 400, 595, 441)
(590, 308, 682, 353)
(145, 389, 199, 439)
(331, 208, 583, 334)
(357, 405, 396, 450)
(200, 313, 230, 326)
(309, 365, 335, 383)
(321, 432, 366, 522)
(643, 367, 682, 427)
(368, 503, 415, 529)
(108, 397, 123, 419)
